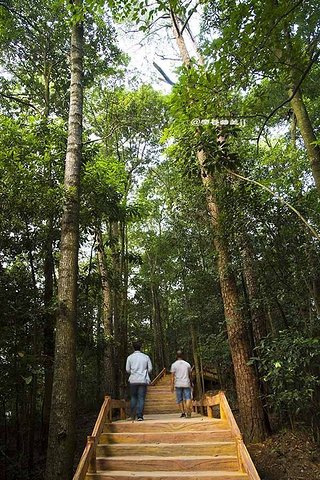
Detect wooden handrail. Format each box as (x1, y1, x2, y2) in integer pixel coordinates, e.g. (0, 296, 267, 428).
(192, 391, 261, 480)
(150, 367, 166, 386)
(73, 395, 127, 480)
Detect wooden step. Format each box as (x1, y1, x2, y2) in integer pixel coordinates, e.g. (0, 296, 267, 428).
(97, 442, 237, 457)
(145, 399, 175, 404)
(145, 397, 176, 402)
(144, 408, 177, 414)
(86, 471, 249, 480)
(104, 419, 229, 433)
(147, 389, 172, 394)
(145, 396, 176, 401)
(148, 386, 171, 389)
(100, 430, 232, 444)
(95, 455, 240, 472)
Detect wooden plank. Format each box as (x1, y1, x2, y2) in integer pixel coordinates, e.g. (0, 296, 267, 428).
(73, 397, 111, 480)
(100, 430, 233, 444)
(93, 396, 112, 437)
(104, 419, 229, 433)
(97, 441, 237, 457)
(111, 399, 127, 409)
(219, 393, 242, 438)
(96, 455, 240, 472)
(73, 441, 94, 480)
(86, 471, 249, 480)
(238, 442, 261, 480)
(150, 368, 167, 386)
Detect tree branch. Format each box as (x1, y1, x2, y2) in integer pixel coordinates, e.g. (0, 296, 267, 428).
(256, 50, 320, 151)
(180, 3, 200, 36)
(225, 167, 320, 242)
(0, 91, 39, 111)
(152, 61, 175, 85)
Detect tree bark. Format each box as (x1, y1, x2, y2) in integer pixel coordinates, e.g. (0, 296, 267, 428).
(203, 172, 266, 441)
(110, 221, 122, 398)
(151, 283, 166, 373)
(240, 235, 267, 347)
(190, 320, 202, 399)
(45, 4, 83, 479)
(41, 225, 55, 450)
(289, 86, 320, 195)
(97, 229, 116, 398)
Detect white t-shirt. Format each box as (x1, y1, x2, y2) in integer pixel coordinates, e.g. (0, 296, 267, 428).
(170, 359, 191, 388)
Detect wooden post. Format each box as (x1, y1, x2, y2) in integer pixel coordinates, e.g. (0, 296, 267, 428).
(219, 392, 227, 421)
(235, 434, 245, 473)
(120, 400, 126, 420)
(87, 436, 96, 473)
(105, 396, 112, 423)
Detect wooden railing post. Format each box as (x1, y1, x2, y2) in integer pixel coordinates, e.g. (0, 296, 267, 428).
(120, 399, 126, 420)
(87, 436, 96, 473)
(219, 391, 227, 421)
(205, 396, 213, 418)
(105, 395, 112, 423)
(235, 434, 245, 473)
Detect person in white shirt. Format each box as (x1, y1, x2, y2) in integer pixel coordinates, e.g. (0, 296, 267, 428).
(126, 341, 152, 421)
(170, 350, 193, 418)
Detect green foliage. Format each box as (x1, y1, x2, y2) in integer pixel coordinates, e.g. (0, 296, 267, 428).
(254, 331, 320, 420)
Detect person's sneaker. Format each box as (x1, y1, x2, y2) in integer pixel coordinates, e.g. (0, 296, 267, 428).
(186, 411, 192, 418)
(180, 413, 186, 418)
(138, 417, 143, 421)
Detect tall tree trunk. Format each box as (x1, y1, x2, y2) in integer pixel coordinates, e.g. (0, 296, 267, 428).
(41, 60, 55, 449)
(119, 221, 128, 398)
(25, 224, 38, 476)
(169, 9, 267, 442)
(151, 283, 166, 373)
(45, 4, 83, 479)
(42, 227, 55, 450)
(289, 86, 320, 195)
(190, 320, 202, 399)
(240, 234, 267, 347)
(97, 229, 116, 398)
(200, 162, 267, 442)
(110, 221, 121, 398)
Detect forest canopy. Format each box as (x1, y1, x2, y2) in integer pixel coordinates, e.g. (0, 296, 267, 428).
(0, 1, 320, 479)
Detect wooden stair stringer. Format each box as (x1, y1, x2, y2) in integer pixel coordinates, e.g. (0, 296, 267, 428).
(82, 374, 260, 480)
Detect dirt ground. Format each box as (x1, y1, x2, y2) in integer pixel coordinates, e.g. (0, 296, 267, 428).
(248, 429, 320, 480)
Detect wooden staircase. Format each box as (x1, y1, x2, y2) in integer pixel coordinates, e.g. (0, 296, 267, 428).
(77, 373, 260, 480)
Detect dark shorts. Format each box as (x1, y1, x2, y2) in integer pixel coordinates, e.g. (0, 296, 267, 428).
(175, 387, 191, 404)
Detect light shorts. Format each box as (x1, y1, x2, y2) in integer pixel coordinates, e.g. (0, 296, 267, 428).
(175, 387, 191, 404)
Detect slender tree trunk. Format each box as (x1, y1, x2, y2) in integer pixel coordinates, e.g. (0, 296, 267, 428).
(110, 221, 121, 397)
(240, 235, 267, 347)
(151, 283, 166, 373)
(119, 221, 129, 398)
(45, 4, 83, 479)
(169, 9, 267, 442)
(25, 225, 38, 476)
(97, 230, 116, 398)
(41, 61, 55, 448)
(190, 320, 202, 399)
(42, 227, 55, 450)
(289, 87, 320, 195)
